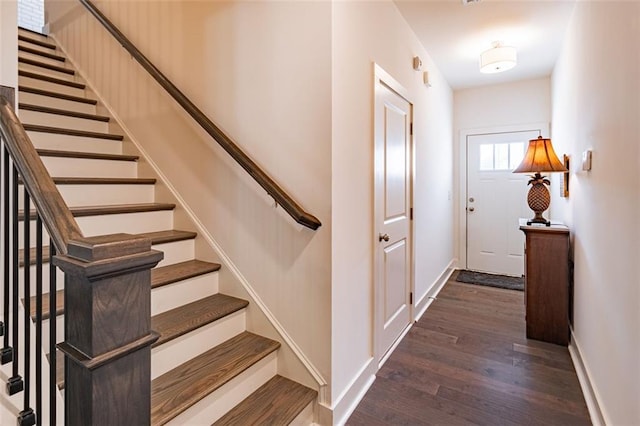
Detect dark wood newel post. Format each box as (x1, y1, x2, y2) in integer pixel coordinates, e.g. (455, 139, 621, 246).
(53, 233, 163, 425)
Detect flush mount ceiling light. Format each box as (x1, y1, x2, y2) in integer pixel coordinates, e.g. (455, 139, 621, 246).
(479, 41, 517, 74)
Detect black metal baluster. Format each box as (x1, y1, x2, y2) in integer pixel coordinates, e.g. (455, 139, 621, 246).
(18, 188, 35, 425)
(7, 165, 23, 395)
(35, 216, 43, 426)
(0, 142, 4, 340)
(1, 147, 12, 364)
(48, 243, 56, 425)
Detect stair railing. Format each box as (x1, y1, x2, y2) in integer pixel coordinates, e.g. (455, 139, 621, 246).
(78, 0, 322, 231)
(1, 87, 161, 425)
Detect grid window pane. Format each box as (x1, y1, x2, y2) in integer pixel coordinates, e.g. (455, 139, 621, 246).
(509, 142, 525, 169)
(480, 144, 494, 170)
(495, 143, 509, 170)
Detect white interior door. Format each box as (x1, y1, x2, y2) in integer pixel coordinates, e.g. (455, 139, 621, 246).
(466, 131, 539, 276)
(374, 74, 412, 361)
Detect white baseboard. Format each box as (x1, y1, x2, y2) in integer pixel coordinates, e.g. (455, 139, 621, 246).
(331, 358, 376, 426)
(414, 259, 455, 322)
(568, 328, 606, 426)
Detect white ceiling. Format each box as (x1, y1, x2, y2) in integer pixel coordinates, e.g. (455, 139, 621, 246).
(394, 0, 577, 90)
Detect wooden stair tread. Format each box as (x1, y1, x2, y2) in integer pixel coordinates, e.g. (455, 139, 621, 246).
(18, 27, 49, 38)
(151, 259, 221, 289)
(19, 202, 176, 220)
(27, 260, 220, 320)
(151, 332, 279, 425)
(151, 293, 247, 347)
(18, 70, 85, 90)
(19, 86, 95, 104)
(36, 149, 138, 162)
(213, 375, 317, 426)
(23, 124, 123, 140)
(20, 103, 108, 122)
(19, 230, 195, 267)
(137, 229, 197, 245)
(18, 45, 65, 62)
(19, 176, 154, 185)
(18, 34, 56, 50)
(51, 177, 157, 185)
(18, 57, 74, 75)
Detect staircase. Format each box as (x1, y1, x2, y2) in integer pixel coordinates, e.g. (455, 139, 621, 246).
(15, 27, 316, 425)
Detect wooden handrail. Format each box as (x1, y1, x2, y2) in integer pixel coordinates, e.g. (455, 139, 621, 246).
(0, 94, 82, 255)
(78, 0, 321, 230)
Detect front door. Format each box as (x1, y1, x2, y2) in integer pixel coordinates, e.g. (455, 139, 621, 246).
(466, 130, 539, 276)
(374, 69, 412, 362)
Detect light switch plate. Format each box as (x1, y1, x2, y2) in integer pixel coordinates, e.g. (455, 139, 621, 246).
(582, 150, 592, 171)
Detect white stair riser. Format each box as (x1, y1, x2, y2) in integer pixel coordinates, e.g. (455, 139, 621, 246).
(19, 210, 174, 248)
(15, 240, 190, 287)
(18, 63, 76, 83)
(78, 210, 174, 237)
(19, 109, 107, 133)
(151, 310, 245, 380)
(18, 52, 70, 70)
(55, 184, 154, 207)
(18, 29, 50, 42)
(151, 273, 218, 316)
(18, 76, 85, 98)
(166, 352, 278, 425)
(40, 313, 64, 353)
(26, 130, 122, 155)
(18, 265, 65, 298)
(19, 92, 96, 115)
(41, 157, 137, 178)
(290, 402, 314, 426)
(154, 240, 195, 267)
(19, 183, 153, 207)
(18, 40, 58, 56)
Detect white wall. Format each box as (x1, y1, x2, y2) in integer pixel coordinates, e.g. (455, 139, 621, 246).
(331, 1, 454, 422)
(0, 1, 18, 90)
(453, 78, 551, 264)
(551, 2, 640, 424)
(47, 0, 333, 396)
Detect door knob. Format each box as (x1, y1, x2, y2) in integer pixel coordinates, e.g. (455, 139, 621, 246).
(379, 233, 390, 242)
(468, 207, 475, 212)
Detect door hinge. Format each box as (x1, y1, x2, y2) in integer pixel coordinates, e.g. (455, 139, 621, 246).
(410, 292, 413, 305)
(410, 122, 413, 135)
(410, 207, 413, 220)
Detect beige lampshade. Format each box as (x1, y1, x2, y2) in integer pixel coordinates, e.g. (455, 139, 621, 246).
(513, 136, 568, 173)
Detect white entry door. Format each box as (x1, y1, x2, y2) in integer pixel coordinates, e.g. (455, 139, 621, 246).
(466, 130, 539, 276)
(374, 70, 412, 361)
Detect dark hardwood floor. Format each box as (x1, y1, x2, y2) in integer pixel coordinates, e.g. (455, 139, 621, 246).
(347, 272, 591, 425)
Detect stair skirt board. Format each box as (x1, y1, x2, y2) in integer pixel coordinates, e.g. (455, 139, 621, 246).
(12, 28, 318, 425)
(164, 352, 278, 426)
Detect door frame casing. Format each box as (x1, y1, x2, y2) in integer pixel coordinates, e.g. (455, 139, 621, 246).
(458, 122, 549, 270)
(373, 63, 415, 367)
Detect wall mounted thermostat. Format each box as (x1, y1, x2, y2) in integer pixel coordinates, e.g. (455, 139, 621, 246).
(582, 150, 592, 171)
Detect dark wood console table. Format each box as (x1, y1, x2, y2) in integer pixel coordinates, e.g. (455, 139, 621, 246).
(519, 221, 570, 346)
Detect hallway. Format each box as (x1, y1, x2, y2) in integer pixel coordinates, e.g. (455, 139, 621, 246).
(347, 272, 591, 425)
